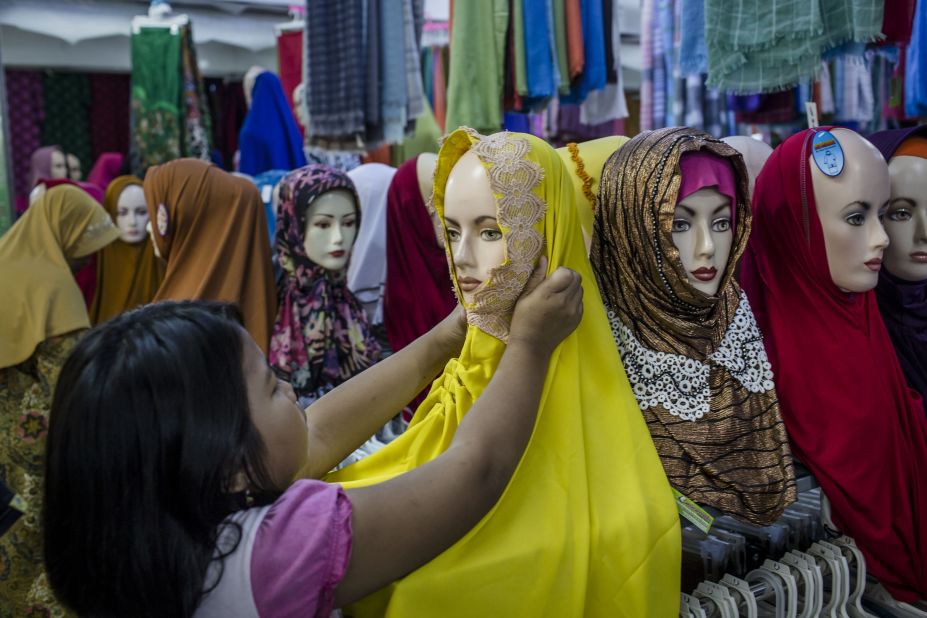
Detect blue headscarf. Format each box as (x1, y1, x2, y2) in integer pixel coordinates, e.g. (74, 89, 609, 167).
(239, 72, 307, 176)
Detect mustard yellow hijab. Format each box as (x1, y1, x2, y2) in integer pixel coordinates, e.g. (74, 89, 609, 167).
(556, 135, 630, 244)
(0, 185, 120, 369)
(327, 128, 680, 617)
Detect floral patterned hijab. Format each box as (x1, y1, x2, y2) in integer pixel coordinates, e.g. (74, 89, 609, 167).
(270, 164, 380, 400)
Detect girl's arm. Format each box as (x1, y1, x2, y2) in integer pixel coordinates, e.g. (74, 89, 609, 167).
(300, 304, 467, 479)
(334, 265, 584, 606)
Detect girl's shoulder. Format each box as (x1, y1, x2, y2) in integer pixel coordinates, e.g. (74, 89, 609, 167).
(196, 480, 353, 618)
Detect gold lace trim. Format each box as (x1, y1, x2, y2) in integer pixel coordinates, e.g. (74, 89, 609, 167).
(466, 132, 547, 342)
(567, 142, 596, 213)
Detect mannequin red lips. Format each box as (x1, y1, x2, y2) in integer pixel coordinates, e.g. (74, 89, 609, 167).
(910, 252, 927, 263)
(865, 258, 883, 272)
(690, 267, 717, 282)
(329, 250, 346, 258)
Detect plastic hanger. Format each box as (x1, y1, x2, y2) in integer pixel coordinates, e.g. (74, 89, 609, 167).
(720, 573, 758, 618)
(694, 581, 738, 618)
(780, 552, 817, 618)
(807, 542, 845, 618)
(830, 537, 875, 618)
(131, 1, 189, 35)
(760, 559, 798, 618)
(746, 567, 786, 618)
(790, 551, 825, 618)
(681, 593, 708, 618)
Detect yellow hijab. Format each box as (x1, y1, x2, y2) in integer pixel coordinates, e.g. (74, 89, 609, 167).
(0, 185, 120, 369)
(327, 128, 680, 617)
(556, 135, 630, 244)
(90, 176, 164, 325)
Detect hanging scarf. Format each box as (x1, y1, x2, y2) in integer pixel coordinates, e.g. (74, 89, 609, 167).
(869, 126, 927, 415)
(89, 176, 164, 325)
(740, 127, 927, 602)
(0, 185, 119, 369)
(129, 27, 182, 176)
(327, 128, 681, 617)
(383, 156, 457, 353)
(238, 72, 307, 176)
(591, 127, 795, 525)
(143, 159, 276, 354)
(270, 165, 381, 399)
(346, 163, 398, 325)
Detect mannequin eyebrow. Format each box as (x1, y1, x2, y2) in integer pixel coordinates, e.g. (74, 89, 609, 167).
(888, 197, 917, 208)
(841, 200, 891, 213)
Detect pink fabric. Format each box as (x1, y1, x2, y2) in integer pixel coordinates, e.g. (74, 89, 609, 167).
(86, 153, 125, 190)
(251, 480, 353, 618)
(678, 150, 738, 228)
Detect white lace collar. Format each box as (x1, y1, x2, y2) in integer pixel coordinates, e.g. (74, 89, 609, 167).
(607, 292, 775, 422)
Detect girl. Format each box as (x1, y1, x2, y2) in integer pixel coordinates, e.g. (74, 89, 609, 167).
(44, 263, 582, 616)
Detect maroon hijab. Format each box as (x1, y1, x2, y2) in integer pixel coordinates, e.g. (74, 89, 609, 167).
(383, 156, 456, 353)
(740, 127, 927, 602)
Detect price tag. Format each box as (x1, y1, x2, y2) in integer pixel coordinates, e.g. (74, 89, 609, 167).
(673, 488, 714, 533)
(811, 130, 844, 177)
(805, 101, 819, 129)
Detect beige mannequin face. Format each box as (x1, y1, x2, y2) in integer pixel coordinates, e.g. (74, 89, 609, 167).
(443, 151, 505, 303)
(303, 189, 358, 271)
(672, 187, 733, 296)
(416, 152, 443, 249)
(721, 136, 773, 199)
(810, 129, 890, 293)
(67, 153, 82, 181)
(883, 156, 927, 281)
(49, 150, 68, 179)
(115, 185, 149, 244)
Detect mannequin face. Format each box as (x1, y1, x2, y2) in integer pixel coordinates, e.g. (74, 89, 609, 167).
(49, 150, 68, 179)
(672, 187, 733, 296)
(115, 185, 149, 244)
(443, 151, 505, 303)
(302, 189, 358, 271)
(67, 153, 82, 181)
(810, 130, 890, 293)
(882, 156, 927, 282)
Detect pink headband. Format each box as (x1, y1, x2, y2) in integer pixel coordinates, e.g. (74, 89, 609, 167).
(678, 150, 738, 228)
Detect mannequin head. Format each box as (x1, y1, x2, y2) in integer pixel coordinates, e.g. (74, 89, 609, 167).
(671, 151, 737, 297)
(416, 152, 443, 249)
(810, 129, 890, 293)
(67, 153, 82, 181)
(721, 136, 773, 199)
(115, 185, 149, 244)
(882, 147, 927, 282)
(243, 66, 267, 108)
(443, 150, 505, 304)
(301, 189, 358, 271)
(292, 83, 308, 130)
(30, 147, 69, 188)
(49, 150, 68, 179)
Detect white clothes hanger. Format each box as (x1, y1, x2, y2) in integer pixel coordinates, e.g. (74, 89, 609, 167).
(720, 574, 758, 618)
(131, 0, 189, 35)
(682, 593, 709, 618)
(694, 581, 738, 618)
(807, 542, 847, 618)
(274, 6, 304, 36)
(760, 559, 798, 618)
(831, 537, 876, 618)
(780, 552, 819, 618)
(746, 568, 786, 618)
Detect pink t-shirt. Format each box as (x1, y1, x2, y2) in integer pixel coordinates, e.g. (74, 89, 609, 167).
(195, 480, 353, 618)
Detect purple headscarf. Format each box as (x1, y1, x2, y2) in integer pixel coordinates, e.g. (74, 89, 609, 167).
(678, 150, 739, 227)
(869, 125, 927, 415)
(269, 164, 381, 401)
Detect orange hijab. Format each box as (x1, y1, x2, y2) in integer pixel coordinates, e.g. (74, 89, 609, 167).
(90, 176, 164, 325)
(143, 159, 276, 353)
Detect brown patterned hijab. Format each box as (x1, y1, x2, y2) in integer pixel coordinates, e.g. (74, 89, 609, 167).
(591, 127, 796, 525)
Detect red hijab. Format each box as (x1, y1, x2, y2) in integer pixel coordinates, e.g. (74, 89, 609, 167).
(740, 128, 927, 602)
(383, 156, 456, 353)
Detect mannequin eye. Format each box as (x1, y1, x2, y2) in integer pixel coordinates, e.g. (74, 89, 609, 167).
(888, 208, 912, 222)
(446, 229, 461, 241)
(480, 229, 503, 241)
(313, 221, 331, 229)
(671, 219, 691, 233)
(845, 213, 865, 226)
(343, 219, 357, 228)
(711, 218, 731, 233)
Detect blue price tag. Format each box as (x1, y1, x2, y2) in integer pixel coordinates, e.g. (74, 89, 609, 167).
(811, 130, 844, 177)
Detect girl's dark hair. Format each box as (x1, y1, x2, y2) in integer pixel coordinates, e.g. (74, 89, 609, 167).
(44, 300, 280, 617)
